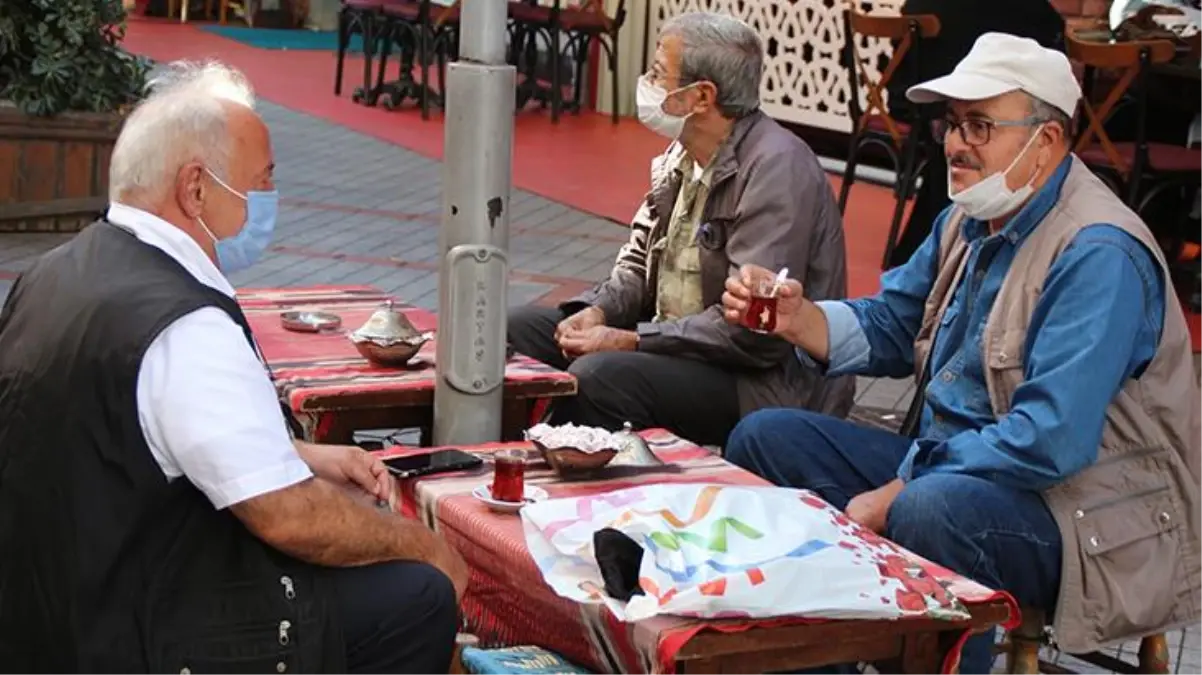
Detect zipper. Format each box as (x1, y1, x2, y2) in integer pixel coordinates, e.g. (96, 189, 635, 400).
(280, 576, 295, 600)
(278, 620, 292, 646)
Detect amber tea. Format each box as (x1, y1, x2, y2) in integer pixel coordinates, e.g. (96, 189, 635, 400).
(490, 450, 526, 503)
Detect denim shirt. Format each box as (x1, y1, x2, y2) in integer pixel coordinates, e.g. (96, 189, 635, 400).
(813, 157, 1166, 490)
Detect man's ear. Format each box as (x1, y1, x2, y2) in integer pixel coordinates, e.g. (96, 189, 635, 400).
(176, 162, 206, 220)
(695, 81, 720, 115)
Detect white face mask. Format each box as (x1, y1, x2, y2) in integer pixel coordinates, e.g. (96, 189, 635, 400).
(947, 125, 1045, 221)
(636, 74, 691, 139)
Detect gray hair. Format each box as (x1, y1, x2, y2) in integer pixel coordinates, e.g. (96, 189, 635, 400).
(660, 12, 764, 119)
(1026, 94, 1072, 137)
(108, 60, 256, 205)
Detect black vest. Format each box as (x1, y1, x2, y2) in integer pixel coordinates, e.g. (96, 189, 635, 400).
(0, 222, 345, 673)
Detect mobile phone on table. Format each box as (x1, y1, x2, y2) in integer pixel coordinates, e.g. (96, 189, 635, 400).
(382, 448, 484, 479)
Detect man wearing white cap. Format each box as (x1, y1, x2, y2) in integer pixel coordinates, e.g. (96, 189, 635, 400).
(721, 33, 1200, 672)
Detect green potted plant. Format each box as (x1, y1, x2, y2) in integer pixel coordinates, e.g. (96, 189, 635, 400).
(0, 0, 150, 233)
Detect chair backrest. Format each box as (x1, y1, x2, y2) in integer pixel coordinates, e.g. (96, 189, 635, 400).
(1065, 30, 1176, 177)
(842, 10, 941, 146)
(430, 0, 459, 29)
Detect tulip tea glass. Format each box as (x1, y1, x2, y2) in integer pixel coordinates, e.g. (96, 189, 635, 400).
(490, 449, 526, 503)
(743, 274, 780, 333)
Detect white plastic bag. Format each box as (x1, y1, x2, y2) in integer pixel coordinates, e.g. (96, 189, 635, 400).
(521, 483, 970, 622)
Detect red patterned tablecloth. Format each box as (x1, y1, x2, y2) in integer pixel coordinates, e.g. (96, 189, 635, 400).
(378, 429, 1018, 674)
(236, 286, 576, 418)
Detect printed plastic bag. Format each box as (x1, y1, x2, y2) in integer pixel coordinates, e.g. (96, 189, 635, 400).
(521, 483, 970, 622)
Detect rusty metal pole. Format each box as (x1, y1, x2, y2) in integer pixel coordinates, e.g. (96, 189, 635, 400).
(432, 0, 516, 445)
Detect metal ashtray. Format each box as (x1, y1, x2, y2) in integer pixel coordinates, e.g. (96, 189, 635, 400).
(281, 310, 342, 333)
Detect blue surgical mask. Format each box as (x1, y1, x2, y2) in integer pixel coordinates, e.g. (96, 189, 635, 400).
(196, 168, 279, 274)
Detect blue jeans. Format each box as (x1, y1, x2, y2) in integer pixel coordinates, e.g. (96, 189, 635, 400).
(726, 409, 1062, 675)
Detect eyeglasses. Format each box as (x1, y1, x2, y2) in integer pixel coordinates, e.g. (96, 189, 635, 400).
(931, 115, 1047, 147)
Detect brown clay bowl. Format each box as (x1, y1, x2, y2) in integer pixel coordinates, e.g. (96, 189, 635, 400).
(531, 439, 618, 477)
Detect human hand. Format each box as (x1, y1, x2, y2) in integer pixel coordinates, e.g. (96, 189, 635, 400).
(557, 325, 638, 358)
(845, 479, 906, 534)
(554, 306, 606, 343)
(722, 264, 807, 338)
(297, 442, 395, 505)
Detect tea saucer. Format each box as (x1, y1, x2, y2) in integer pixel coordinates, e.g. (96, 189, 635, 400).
(471, 485, 548, 514)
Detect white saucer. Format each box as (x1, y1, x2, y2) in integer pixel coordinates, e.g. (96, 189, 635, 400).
(471, 484, 548, 514)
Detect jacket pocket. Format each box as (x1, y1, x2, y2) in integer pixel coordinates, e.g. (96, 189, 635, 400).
(1075, 485, 1182, 640)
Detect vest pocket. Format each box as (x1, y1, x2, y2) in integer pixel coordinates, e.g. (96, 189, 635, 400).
(1074, 485, 1181, 639)
(159, 620, 295, 674)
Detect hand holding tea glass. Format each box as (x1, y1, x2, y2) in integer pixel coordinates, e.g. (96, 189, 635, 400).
(722, 265, 805, 337)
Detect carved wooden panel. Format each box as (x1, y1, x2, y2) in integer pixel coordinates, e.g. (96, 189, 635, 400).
(648, 0, 904, 132)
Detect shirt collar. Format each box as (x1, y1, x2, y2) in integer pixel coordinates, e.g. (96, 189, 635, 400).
(961, 155, 1072, 245)
(106, 202, 236, 298)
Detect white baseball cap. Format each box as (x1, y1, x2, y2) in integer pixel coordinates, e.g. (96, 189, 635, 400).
(906, 32, 1082, 117)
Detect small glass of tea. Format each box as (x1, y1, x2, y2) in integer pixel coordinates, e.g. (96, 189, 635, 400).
(490, 449, 526, 503)
(742, 272, 780, 333)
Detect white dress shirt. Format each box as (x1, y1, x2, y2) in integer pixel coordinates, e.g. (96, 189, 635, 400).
(109, 203, 312, 510)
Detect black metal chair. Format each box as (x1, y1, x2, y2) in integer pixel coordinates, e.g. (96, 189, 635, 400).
(334, 0, 394, 100)
(838, 10, 941, 270)
(369, 0, 460, 118)
(558, 0, 626, 124)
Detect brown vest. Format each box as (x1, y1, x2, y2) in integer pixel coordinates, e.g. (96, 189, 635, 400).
(912, 157, 1201, 653)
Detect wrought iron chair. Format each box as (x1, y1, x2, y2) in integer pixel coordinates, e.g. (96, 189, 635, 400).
(838, 10, 941, 270)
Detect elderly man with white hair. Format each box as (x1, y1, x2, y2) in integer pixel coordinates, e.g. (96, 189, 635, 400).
(722, 34, 1200, 673)
(0, 61, 465, 673)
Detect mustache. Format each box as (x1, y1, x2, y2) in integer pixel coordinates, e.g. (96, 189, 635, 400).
(948, 153, 983, 170)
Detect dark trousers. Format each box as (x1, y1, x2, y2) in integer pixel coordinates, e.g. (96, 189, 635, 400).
(725, 409, 1062, 675)
(335, 561, 458, 674)
(507, 305, 741, 446)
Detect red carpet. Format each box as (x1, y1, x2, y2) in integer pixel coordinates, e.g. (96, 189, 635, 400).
(118, 18, 1200, 350)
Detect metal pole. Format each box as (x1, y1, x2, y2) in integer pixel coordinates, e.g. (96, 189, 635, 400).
(433, 0, 516, 445)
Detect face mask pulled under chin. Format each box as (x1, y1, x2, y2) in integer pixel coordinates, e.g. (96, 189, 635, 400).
(636, 75, 690, 139)
(947, 125, 1044, 221)
(196, 168, 280, 275)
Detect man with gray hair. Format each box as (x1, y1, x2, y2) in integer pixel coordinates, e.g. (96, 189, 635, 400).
(0, 61, 464, 672)
(508, 12, 853, 446)
(723, 33, 1199, 672)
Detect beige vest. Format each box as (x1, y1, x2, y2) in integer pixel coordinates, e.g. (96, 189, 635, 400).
(912, 157, 1201, 653)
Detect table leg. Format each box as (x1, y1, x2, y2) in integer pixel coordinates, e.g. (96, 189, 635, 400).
(902, 632, 943, 672)
(313, 412, 358, 445)
(501, 398, 532, 441)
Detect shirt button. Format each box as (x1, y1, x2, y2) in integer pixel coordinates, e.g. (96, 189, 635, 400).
(1089, 536, 1100, 548)
(1074, 509, 1085, 519)
(277, 662, 287, 673)
(181, 669, 191, 675)
(1159, 512, 1171, 524)
(941, 371, 955, 383)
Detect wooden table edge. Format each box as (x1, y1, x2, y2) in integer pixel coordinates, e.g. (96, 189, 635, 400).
(673, 599, 1013, 660)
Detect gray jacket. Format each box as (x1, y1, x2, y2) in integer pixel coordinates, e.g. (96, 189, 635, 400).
(564, 110, 855, 419)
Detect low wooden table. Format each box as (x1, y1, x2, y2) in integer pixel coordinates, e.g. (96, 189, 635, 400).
(380, 430, 1016, 674)
(239, 285, 577, 444)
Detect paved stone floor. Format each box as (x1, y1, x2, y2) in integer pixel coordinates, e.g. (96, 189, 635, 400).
(1, 99, 1197, 673)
